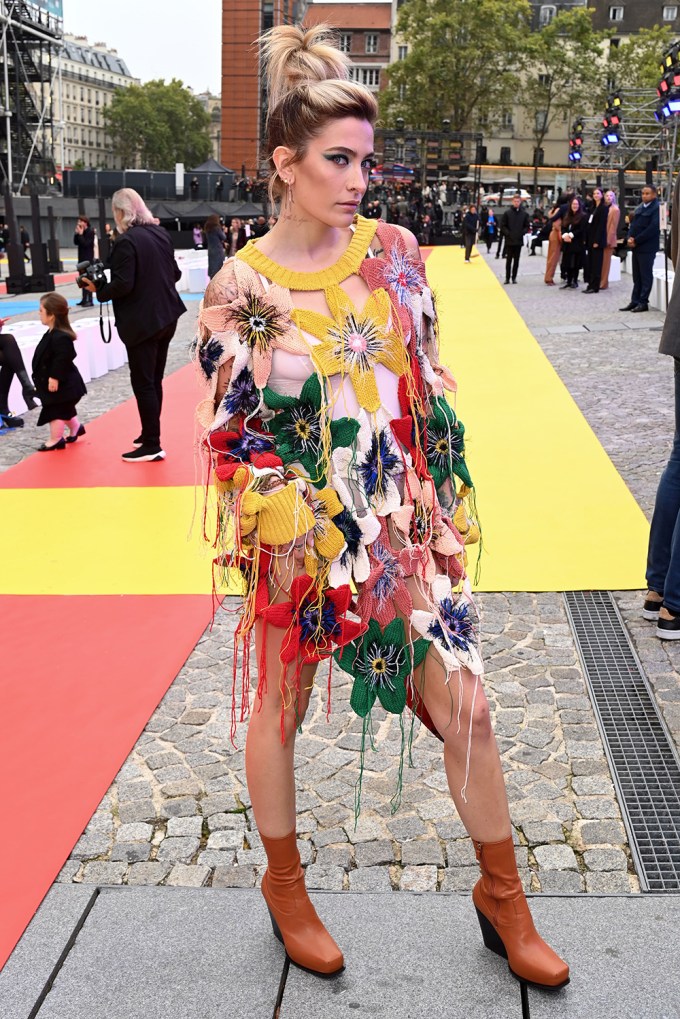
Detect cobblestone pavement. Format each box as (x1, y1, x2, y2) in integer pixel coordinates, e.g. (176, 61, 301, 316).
(2, 256, 674, 895)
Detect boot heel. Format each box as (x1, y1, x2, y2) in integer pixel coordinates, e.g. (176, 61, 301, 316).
(267, 906, 284, 946)
(475, 907, 508, 960)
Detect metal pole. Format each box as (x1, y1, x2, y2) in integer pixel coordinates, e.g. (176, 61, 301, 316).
(2, 13, 12, 189)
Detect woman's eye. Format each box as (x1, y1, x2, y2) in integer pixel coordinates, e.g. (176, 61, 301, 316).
(329, 154, 348, 165)
(361, 159, 373, 171)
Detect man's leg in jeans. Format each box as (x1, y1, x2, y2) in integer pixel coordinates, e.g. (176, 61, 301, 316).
(153, 324, 176, 426)
(637, 251, 655, 306)
(511, 245, 521, 281)
(631, 251, 641, 306)
(127, 336, 163, 448)
(646, 359, 680, 606)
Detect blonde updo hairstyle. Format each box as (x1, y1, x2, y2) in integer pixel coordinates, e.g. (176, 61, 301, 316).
(260, 24, 379, 207)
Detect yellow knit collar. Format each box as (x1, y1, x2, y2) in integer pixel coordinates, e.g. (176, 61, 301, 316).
(237, 215, 378, 291)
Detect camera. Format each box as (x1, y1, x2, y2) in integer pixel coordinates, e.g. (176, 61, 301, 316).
(76, 259, 107, 289)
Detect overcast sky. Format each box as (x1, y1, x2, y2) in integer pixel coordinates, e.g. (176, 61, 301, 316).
(62, 0, 223, 93)
(61, 0, 393, 94)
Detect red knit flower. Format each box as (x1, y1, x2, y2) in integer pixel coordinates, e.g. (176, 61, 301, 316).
(208, 423, 282, 481)
(262, 574, 366, 664)
(359, 226, 427, 340)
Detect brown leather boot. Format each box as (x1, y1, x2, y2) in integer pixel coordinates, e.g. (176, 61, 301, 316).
(260, 830, 344, 977)
(472, 835, 570, 990)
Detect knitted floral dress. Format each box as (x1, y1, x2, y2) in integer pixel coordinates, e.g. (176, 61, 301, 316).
(194, 215, 481, 808)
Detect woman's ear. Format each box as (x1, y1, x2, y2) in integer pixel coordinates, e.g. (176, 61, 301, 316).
(272, 146, 295, 181)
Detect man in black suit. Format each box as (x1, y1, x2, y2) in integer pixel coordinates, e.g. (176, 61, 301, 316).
(74, 216, 96, 306)
(620, 185, 661, 313)
(82, 189, 186, 462)
(500, 193, 530, 284)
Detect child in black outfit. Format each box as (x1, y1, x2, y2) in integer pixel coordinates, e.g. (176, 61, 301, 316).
(32, 293, 86, 451)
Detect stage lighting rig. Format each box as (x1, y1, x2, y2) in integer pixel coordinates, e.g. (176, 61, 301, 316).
(568, 117, 584, 162)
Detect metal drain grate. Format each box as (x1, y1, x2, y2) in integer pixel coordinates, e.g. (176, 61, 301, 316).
(564, 591, 680, 892)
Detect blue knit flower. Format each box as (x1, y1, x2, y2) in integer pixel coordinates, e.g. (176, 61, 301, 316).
(222, 368, 260, 417)
(197, 337, 224, 380)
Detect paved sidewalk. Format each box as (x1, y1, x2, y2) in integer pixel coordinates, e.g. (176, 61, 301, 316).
(2, 248, 679, 1010)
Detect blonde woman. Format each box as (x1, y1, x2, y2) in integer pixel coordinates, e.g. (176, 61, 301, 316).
(194, 24, 569, 991)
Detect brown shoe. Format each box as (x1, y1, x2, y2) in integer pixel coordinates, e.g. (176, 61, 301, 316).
(260, 830, 344, 976)
(472, 836, 569, 990)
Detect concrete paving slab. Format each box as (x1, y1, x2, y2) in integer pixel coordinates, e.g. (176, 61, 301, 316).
(583, 321, 627, 332)
(0, 884, 94, 1019)
(526, 896, 680, 1019)
(545, 324, 588, 334)
(283, 893, 680, 1019)
(282, 891, 519, 1018)
(624, 318, 664, 330)
(36, 888, 284, 1019)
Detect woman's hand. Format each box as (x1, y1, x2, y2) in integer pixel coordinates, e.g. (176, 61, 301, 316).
(81, 279, 96, 292)
(48, 377, 59, 392)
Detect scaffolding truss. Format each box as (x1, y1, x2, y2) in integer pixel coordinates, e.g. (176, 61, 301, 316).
(0, 0, 63, 192)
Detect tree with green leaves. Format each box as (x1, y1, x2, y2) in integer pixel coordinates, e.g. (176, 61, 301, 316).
(606, 25, 675, 94)
(380, 0, 531, 132)
(103, 79, 211, 171)
(522, 8, 606, 191)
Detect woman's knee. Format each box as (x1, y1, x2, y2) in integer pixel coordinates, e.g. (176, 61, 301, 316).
(439, 684, 493, 748)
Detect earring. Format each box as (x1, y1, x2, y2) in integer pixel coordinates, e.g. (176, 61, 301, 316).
(285, 178, 294, 205)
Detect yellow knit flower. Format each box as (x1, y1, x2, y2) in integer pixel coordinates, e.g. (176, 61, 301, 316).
(295, 287, 407, 413)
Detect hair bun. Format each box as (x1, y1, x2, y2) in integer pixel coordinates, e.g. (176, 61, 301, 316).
(261, 23, 351, 113)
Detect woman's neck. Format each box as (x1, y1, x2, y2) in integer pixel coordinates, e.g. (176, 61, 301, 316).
(256, 213, 351, 270)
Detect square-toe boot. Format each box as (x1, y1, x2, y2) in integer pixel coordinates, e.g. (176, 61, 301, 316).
(260, 830, 344, 976)
(472, 835, 570, 990)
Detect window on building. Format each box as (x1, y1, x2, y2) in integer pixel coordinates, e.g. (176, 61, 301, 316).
(500, 146, 512, 165)
(533, 147, 545, 166)
(339, 33, 351, 53)
(80, 87, 84, 100)
(538, 73, 551, 88)
(664, 5, 678, 20)
(365, 33, 378, 54)
(609, 5, 624, 20)
(398, 83, 406, 101)
(535, 110, 548, 131)
(539, 5, 556, 25)
(501, 110, 513, 128)
(398, 45, 408, 60)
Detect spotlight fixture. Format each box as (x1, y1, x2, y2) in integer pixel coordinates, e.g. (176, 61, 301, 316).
(600, 131, 620, 147)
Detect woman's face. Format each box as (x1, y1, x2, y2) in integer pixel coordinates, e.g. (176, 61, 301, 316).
(113, 208, 125, 232)
(39, 302, 55, 327)
(231, 218, 241, 231)
(604, 192, 613, 205)
(276, 116, 374, 228)
(593, 188, 603, 203)
(571, 198, 580, 214)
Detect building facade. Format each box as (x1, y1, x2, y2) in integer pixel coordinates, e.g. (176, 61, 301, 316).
(221, 0, 307, 178)
(304, 2, 392, 94)
(196, 91, 223, 162)
(589, 0, 680, 33)
(52, 35, 138, 171)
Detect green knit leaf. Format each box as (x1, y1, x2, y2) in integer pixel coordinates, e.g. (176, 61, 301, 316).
(350, 673, 378, 717)
(262, 386, 296, 410)
(330, 416, 360, 449)
(299, 372, 322, 409)
(412, 638, 431, 668)
(377, 676, 407, 715)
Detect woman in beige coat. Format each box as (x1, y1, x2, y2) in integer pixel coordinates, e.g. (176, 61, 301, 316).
(600, 191, 621, 290)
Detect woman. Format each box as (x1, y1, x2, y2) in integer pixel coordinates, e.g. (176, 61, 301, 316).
(600, 190, 621, 291)
(560, 197, 586, 289)
(204, 214, 227, 279)
(227, 216, 247, 258)
(481, 206, 496, 253)
(584, 187, 608, 293)
(194, 23, 569, 991)
(462, 204, 479, 262)
(32, 293, 86, 450)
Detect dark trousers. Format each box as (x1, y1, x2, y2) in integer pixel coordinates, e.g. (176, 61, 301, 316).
(631, 249, 655, 307)
(0, 333, 26, 414)
(588, 247, 604, 291)
(126, 322, 176, 447)
(563, 250, 582, 286)
(505, 244, 522, 282)
(464, 231, 475, 261)
(495, 234, 505, 259)
(647, 358, 680, 612)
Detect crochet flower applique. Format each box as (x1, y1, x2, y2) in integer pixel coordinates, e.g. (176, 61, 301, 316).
(261, 574, 365, 666)
(333, 412, 410, 518)
(359, 227, 427, 338)
(297, 287, 407, 413)
(410, 575, 483, 677)
(263, 373, 359, 488)
(425, 396, 473, 490)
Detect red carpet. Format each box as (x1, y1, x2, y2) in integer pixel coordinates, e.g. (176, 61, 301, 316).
(0, 361, 215, 972)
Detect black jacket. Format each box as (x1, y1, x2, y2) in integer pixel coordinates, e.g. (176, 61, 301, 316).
(560, 216, 586, 255)
(74, 226, 95, 262)
(586, 202, 608, 249)
(32, 328, 87, 405)
(95, 224, 186, 347)
(628, 198, 660, 254)
(500, 206, 530, 245)
(463, 211, 479, 234)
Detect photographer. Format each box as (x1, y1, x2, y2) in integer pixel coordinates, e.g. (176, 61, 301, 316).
(81, 188, 186, 462)
(74, 216, 95, 306)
